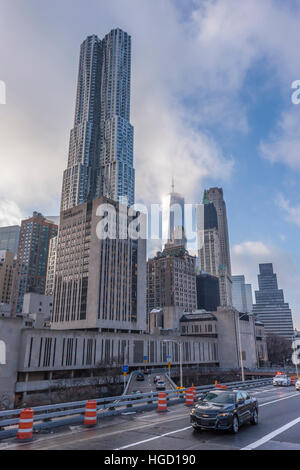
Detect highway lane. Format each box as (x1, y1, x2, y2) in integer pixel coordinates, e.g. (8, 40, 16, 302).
(128, 373, 162, 394)
(3, 385, 300, 450)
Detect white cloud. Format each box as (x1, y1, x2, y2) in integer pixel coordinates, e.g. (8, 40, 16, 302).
(260, 109, 300, 170)
(0, 200, 23, 226)
(277, 194, 300, 228)
(1, 0, 300, 222)
(233, 241, 271, 257)
(232, 239, 300, 328)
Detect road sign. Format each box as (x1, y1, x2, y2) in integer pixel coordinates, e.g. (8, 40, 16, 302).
(167, 356, 172, 361)
(122, 365, 129, 373)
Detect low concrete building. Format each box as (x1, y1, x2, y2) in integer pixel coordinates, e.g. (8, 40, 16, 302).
(0, 303, 12, 317)
(179, 307, 267, 370)
(22, 292, 53, 328)
(0, 314, 219, 408)
(215, 307, 257, 369)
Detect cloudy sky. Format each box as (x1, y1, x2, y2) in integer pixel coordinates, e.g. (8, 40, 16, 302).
(0, 0, 300, 327)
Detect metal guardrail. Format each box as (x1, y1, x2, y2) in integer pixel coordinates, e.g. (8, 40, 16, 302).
(0, 378, 272, 441)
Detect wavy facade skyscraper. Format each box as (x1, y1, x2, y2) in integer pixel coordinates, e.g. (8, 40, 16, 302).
(61, 29, 135, 211)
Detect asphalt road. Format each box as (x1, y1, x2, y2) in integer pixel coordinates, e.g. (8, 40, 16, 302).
(2, 385, 300, 450)
(128, 372, 171, 394)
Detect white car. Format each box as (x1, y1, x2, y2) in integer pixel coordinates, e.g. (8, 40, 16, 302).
(296, 379, 300, 391)
(273, 374, 291, 387)
(156, 380, 166, 390)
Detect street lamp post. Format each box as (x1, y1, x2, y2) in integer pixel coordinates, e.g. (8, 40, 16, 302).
(237, 312, 248, 382)
(163, 340, 183, 388)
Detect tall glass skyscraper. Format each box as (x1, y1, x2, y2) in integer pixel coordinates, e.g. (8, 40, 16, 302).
(162, 181, 186, 248)
(252, 264, 294, 340)
(11, 213, 58, 314)
(61, 29, 135, 211)
(0, 225, 20, 256)
(197, 188, 233, 307)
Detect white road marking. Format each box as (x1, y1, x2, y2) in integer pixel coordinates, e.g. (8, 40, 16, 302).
(252, 388, 275, 394)
(260, 392, 300, 407)
(241, 417, 300, 450)
(116, 426, 192, 450)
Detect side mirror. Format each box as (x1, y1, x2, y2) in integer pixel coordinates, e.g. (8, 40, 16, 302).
(198, 393, 206, 401)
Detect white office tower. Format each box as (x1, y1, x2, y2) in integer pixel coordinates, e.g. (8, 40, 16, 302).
(162, 182, 186, 248)
(232, 275, 253, 313)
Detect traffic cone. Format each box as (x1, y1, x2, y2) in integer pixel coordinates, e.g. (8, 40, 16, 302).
(157, 392, 168, 412)
(17, 408, 34, 441)
(84, 400, 97, 427)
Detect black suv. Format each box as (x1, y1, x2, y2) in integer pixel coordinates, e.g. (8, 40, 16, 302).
(190, 389, 258, 434)
(136, 373, 145, 381)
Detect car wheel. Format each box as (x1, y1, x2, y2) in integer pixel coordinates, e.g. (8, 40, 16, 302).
(250, 408, 258, 425)
(231, 415, 239, 434)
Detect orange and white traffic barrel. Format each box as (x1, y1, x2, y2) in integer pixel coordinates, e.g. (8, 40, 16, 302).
(215, 384, 221, 389)
(157, 392, 168, 412)
(291, 376, 295, 386)
(17, 408, 34, 441)
(185, 388, 194, 407)
(221, 385, 227, 390)
(84, 400, 97, 427)
(190, 384, 197, 401)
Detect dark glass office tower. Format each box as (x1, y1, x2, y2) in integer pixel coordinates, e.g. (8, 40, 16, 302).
(0, 225, 20, 256)
(252, 263, 294, 340)
(61, 29, 135, 211)
(196, 272, 220, 312)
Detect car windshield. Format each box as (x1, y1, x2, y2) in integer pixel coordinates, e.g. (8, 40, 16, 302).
(201, 392, 235, 404)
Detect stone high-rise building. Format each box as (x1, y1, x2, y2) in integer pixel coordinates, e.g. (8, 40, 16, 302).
(197, 197, 220, 276)
(61, 29, 135, 212)
(206, 188, 232, 275)
(0, 250, 15, 306)
(203, 188, 233, 307)
(45, 235, 57, 296)
(197, 190, 232, 307)
(52, 197, 146, 333)
(147, 245, 197, 314)
(252, 263, 294, 340)
(11, 213, 58, 314)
